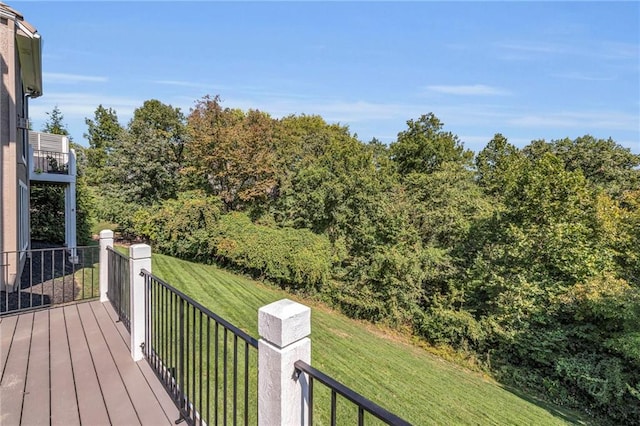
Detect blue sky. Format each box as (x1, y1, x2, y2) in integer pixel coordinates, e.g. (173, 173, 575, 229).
(15, 1, 640, 153)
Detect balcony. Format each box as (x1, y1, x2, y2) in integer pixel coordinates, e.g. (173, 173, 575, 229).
(28, 130, 76, 184)
(29, 147, 76, 184)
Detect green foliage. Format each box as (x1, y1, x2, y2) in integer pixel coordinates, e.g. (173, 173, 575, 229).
(525, 136, 640, 197)
(415, 307, 485, 350)
(213, 212, 332, 290)
(30, 183, 65, 243)
(42, 105, 70, 137)
(187, 96, 278, 210)
(75, 175, 95, 244)
(84, 105, 123, 185)
(475, 133, 523, 196)
(391, 113, 473, 175)
(135, 191, 222, 261)
(77, 98, 640, 423)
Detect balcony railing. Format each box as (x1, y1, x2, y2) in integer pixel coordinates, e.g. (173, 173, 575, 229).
(1, 246, 100, 315)
(107, 247, 131, 331)
(142, 269, 259, 425)
(32, 150, 69, 174)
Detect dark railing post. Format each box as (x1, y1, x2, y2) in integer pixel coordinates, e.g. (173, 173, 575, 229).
(179, 296, 186, 415)
(258, 299, 311, 426)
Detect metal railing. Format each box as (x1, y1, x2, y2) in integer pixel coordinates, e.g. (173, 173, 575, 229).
(32, 150, 69, 174)
(1, 245, 100, 315)
(107, 247, 130, 332)
(294, 360, 412, 426)
(141, 269, 259, 426)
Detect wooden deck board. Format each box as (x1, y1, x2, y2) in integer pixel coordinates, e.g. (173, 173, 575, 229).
(91, 301, 178, 425)
(21, 310, 50, 426)
(0, 312, 33, 425)
(0, 314, 19, 378)
(49, 306, 80, 426)
(64, 304, 111, 425)
(77, 302, 141, 426)
(0, 302, 177, 425)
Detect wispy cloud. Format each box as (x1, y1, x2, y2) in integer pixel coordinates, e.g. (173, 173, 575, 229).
(496, 40, 639, 62)
(496, 42, 566, 55)
(425, 84, 511, 96)
(43, 72, 108, 83)
(551, 72, 616, 81)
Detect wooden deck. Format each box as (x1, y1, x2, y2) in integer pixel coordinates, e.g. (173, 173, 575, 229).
(0, 300, 180, 425)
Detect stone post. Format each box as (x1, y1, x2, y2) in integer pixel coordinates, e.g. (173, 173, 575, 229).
(258, 299, 311, 426)
(99, 229, 113, 302)
(129, 244, 151, 361)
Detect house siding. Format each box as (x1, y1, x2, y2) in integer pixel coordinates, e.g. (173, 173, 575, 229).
(1, 6, 35, 289)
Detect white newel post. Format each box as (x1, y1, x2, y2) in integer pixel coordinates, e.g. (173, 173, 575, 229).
(129, 244, 151, 361)
(258, 299, 311, 426)
(99, 230, 114, 302)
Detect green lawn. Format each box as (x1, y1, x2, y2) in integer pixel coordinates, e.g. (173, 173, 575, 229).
(151, 253, 586, 425)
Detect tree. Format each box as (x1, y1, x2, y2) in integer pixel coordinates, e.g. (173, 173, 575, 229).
(476, 133, 523, 196)
(42, 105, 70, 137)
(390, 113, 472, 176)
(187, 95, 278, 210)
(523, 136, 640, 197)
(129, 99, 187, 165)
(84, 105, 123, 184)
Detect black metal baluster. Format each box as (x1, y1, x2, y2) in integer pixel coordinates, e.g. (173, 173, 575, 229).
(206, 318, 211, 426)
(50, 250, 54, 307)
(29, 252, 33, 308)
(192, 304, 197, 423)
(331, 390, 337, 426)
(63, 249, 68, 303)
(244, 341, 249, 426)
(214, 322, 219, 426)
(223, 327, 228, 424)
(233, 334, 238, 426)
(199, 310, 203, 426)
(179, 297, 185, 413)
(309, 376, 314, 426)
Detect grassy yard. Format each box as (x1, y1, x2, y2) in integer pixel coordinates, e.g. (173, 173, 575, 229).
(151, 253, 586, 425)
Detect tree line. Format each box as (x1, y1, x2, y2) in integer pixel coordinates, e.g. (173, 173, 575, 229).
(44, 98, 640, 423)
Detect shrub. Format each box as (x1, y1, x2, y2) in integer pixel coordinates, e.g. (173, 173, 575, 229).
(136, 191, 222, 262)
(213, 212, 332, 290)
(415, 307, 485, 350)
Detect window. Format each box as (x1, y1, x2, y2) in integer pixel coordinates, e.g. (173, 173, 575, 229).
(18, 181, 29, 251)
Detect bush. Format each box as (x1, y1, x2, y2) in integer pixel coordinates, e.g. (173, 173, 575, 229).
(135, 191, 222, 262)
(213, 212, 332, 290)
(415, 307, 485, 350)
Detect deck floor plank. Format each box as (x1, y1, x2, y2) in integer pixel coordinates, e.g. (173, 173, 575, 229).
(77, 302, 141, 425)
(0, 312, 33, 425)
(21, 310, 51, 426)
(64, 304, 111, 425)
(49, 306, 80, 426)
(1, 301, 180, 426)
(0, 314, 19, 378)
(92, 301, 178, 425)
